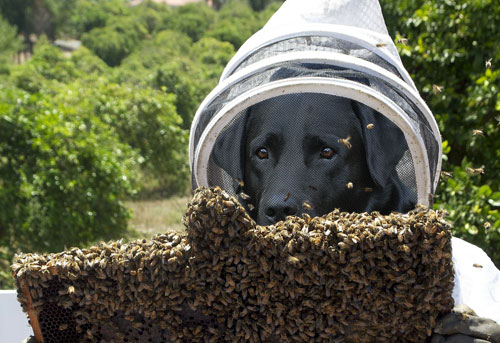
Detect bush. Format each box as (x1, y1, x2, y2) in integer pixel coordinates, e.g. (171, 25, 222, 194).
(207, 1, 260, 49)
(164, 3, 216, 41)
(116, 30, 193, 86)
(88, 80, 190, 195)
(0, 16, 22, 73)
(81, 16, 148, 66)
(0, 85, 138, 254)
(153, 61, 198, 129)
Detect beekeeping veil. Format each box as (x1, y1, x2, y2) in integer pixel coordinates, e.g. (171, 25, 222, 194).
(189, 0, 442, 209)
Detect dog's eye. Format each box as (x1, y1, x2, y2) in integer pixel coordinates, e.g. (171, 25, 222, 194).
(320, 147, 335, 159)
(256, 147, 269, 159)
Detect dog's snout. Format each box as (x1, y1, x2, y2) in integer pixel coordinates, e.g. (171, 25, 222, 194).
(262, 194, 300, 224)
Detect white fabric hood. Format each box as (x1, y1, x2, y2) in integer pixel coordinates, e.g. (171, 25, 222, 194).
(189, 0, 442, 208)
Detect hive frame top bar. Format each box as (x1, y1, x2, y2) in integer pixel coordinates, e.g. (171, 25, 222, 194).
(189, 51, 442, 192)
(193, 77, 432, 207)
(219, 23, 416, 90)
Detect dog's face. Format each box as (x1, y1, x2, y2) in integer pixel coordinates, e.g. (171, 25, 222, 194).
(211, 93, 415, 226)
(244, 94, 377, 225)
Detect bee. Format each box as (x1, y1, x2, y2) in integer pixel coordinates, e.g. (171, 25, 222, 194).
(440, 171, 453, 179)
(473, 263, 483, 269)
(59, 323, 69, 331)
(309, 185, 317, 191)
(485, 58, 492, 69)
(247, 203, 255, 211)
(346, 182, 354, 189)
(366, 123, 374, 129)
(484, 221, 491, 234)
(302, 201, 312, 210)
(363, 187, 373, 193)
(397, 37, 408, 45)
(284, 192, 291, 202)
(239, 192, 251, 201)
(432, 84, 443, 94)
(376, 42, 387, 47)
(237, 179, 245, 188)
(68, 285, 75, 295)
(466, 167, 485, 175)
(338, 135, 352, 149)
(472, 129, 484, 136)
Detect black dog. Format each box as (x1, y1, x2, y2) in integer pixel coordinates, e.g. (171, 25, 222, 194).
(213, 93, 415, 225)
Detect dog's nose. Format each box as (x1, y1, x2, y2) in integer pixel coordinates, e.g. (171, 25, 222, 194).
(262, 194, 300, 224)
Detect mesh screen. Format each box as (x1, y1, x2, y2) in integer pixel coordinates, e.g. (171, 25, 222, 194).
(193, 63, 439, 195)
(206, 93, 417, 226)
(230, 36, 404, 81)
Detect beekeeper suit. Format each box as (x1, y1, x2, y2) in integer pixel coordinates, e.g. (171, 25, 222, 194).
(189, 0, 500, 338)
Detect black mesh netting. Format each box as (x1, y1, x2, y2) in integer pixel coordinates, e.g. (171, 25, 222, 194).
(229, 35, 405, 81)
(192, 64, 439, 196)
(205, 93, 418, 225)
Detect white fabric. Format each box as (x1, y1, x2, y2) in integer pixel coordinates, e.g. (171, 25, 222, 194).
(266, 0, 389, 35)
(452, 237, 500, 323)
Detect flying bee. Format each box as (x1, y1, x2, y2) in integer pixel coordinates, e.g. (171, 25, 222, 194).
(247, 203, 255, 211)
(363, 187, 373, 193)
(432, 84, 443, 94)
(397, 37, 408, 45)
(366, 123, 374, 129)
(346, 182, 354, 189)
(466, 166, 485, 175)
(484, 221, 491, 234)
(472, 129, 484, 136)
(284, 192, 291, 202)
(440, 171, 453, 179)
(239, 192, 251, 201)
(237, 179, 245, 188)
(485, 58, 492, 69)
(473, 263, 483, 268)
(302, 201, 312, 210)
(376, 42, 387, 47)
(338, 135, 352, 149)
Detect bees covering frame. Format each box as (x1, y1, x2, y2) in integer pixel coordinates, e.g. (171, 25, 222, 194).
(13, 187, 454, 343)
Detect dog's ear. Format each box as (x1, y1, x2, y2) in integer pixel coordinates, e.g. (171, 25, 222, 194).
(351, 101, 407, 188)
(210, 113, 247, 192)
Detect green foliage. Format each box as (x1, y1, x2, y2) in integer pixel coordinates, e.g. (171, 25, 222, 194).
(153, 61, 198, 129)
(0, 84, 138, 254)
(0, 16, 23, 74)
(164, 3, 216, 41)
(89, 80, 190, 195)
(207, 1, 259, 49)
(0, 0, 33, 33)
(381, 0, 500, 266)
(81, 16, 148, 66)
(66, 0, 110, 36)
(435, 158, 500, 267)
(116, 30, 193, 86)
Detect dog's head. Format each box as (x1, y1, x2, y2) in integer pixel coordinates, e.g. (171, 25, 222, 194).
(213, 93, 416, 225)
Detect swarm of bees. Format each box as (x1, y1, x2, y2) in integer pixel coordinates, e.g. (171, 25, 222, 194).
(12, 187, 454, 343)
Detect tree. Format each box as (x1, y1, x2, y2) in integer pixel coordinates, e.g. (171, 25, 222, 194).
(0, 16, 22, 73)
(163, 3, 216, 42)
(81, 16, 148, 66)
